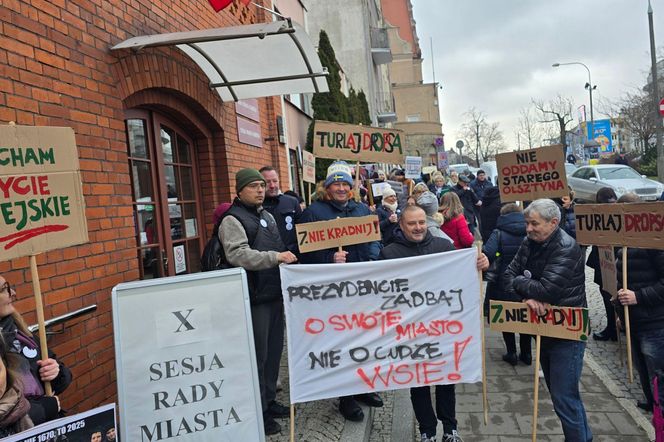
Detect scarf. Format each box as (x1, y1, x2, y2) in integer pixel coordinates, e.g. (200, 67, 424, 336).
(0, 316, 44, 397)
(0, 384, 32, 432)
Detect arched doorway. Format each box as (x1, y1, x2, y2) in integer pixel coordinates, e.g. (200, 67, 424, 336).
(124, 109, 205, 279)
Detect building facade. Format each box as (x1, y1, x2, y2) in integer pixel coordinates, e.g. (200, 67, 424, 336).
(0, 0, 305, 413)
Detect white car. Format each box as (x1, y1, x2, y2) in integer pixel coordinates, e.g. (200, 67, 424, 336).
(567, 164, 664, 203)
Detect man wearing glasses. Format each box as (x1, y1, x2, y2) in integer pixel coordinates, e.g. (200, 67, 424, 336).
(218, 168, 297, 436)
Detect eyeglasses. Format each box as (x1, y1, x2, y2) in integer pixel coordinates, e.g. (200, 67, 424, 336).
(0, 281, 9, 295)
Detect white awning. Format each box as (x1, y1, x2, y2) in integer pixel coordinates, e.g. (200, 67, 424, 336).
(111, 20, 328, 102)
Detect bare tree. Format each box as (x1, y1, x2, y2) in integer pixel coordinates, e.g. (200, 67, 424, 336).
(533, 95, 575, 150)
(460, 107, 506, 165)
(604, 89, 655, 153)
(517, 106, 543, 150)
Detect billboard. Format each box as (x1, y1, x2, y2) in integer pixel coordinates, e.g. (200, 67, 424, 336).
(592, 119, 612, 156)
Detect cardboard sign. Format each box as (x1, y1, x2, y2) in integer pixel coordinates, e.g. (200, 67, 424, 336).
(495, 145, 568, 202)
(296, 215, 380, 253)
(404, 156, 422, 179)
(0, 125, 88, 261)
(112, 270, 265, 442)
(575, 202, 664, 249)
(281, 248, 482, 403)
(313, 120, 404, 164)
(422, 165, 438, 175)
(5, 403, 116, 442)
(489, 300, 589, 341)
(598, 246, 618, 300)
(302, 150, 316, 184)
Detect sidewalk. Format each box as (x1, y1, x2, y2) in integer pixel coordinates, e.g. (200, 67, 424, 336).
(268, 325, 653, 441)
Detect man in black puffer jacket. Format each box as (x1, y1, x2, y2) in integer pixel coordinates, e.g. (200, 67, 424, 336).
(503, 198, 592, 442)
(615, 246, 664, 413)
(380, 205, 489, 442)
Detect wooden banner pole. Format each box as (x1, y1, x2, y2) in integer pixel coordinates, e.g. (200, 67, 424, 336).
(308, 182, 313, 206)
(354, 161, 361, 202)
(475, 243, 488, 425)
(366, 179, 374, 206)
(531, 334, 542, 442)
(289, 404, 295, 442)
(29, 255, 53, 396)
(622, 246, 633, 383)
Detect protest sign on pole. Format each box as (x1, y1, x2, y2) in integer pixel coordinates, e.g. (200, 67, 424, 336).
(5, 403, 116, 442)
(422, 165, 437, 175)
(575, 202, 664, 249)
(295, 215, 380, 253)
(280, 248, 482, 404)
(495, 145, 568, 203)
(371, 181, 391, 199)
(112, 270, 265, 442)
(437, 151, 449, 171)
(404, 156, 423, 179)
(312, 120, 404, 164)
(489, 301, 589, 341)
(0, 125, 88, 259)
(598, 246, 618, 299)
(302, 150, 316, 184)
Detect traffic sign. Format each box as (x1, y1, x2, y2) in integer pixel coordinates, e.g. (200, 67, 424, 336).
(659, 97, 664, 116)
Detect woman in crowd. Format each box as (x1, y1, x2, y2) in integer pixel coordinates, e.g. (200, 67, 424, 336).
(586, 187, 619, 341)
(376, 187, 401, 246)
(0, 276, 72, 425)
(0, 333, 33, 437)
(482, 203, 531, 365)
(447, 170, 459, 187)
(614, 192, 663, 413)
(429, 173, 452, 199)
(439, 192, 474, 249)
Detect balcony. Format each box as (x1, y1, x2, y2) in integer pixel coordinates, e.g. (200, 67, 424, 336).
(370, 27, 392, 65)
(376, 92, 397, 124)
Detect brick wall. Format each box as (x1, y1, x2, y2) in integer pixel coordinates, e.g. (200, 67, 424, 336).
(0, 0, 288, 413)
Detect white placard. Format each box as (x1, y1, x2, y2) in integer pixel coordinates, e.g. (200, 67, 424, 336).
(112, 270, 265, 442)
(404, 156, 422, 179)
(371, 181, 391, 198)
(280, 248, 482, 404)
(174, 244, 187, 274)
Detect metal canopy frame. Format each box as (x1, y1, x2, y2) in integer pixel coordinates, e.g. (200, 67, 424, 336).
(111, 19, 328, 102)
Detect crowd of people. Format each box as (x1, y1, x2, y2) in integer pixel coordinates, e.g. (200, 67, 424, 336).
(205, 158, 664, 441)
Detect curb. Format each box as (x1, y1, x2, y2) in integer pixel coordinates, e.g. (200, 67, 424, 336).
(584, 352, 655, 441)
(340, 404, 374, 442)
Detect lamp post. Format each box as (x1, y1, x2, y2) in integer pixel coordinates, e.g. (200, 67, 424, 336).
(552, 62, 597, 150)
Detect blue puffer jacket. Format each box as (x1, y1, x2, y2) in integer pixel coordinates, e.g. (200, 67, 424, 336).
(298, 199, 381, 264)
(559, 203, 576, 239)
(483, 211, 527, 301)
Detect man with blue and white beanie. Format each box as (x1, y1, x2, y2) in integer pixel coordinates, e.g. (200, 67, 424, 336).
(298, 160, 382, 421)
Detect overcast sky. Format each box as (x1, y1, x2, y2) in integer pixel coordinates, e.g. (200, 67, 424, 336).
(411, 0, 664, 152)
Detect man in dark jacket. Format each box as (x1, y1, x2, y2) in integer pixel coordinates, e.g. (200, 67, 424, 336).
(260, 166, 302, 255)
(469, 169, 493, 202)
(219, 168, 298, 436)
(452, 175, 480, 232)
(503, 198, 591, 442)
(298, 160, 382, 421)
(616, 246, 664, 412)
(478, 186, 501, 243)
(380, 205, 488, 442)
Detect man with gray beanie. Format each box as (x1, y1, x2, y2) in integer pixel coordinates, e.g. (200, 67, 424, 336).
(503, 198, 591, 441)
(298, 160, 383, 422)
(219, 168, 297, 436)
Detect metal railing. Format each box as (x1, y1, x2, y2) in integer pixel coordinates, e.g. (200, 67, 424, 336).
(28, 305, 97, 335)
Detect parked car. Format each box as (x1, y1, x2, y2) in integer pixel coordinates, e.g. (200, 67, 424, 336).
(564, 163, 578, 178)
(567, 164, 664, 202)
(449, 163, 472, 175)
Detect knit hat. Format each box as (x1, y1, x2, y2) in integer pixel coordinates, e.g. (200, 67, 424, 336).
(324, 161, 354, 188)
(213, 202, 232, 225)
(382, 187, 396, 198)
(235, 168, 265, 193)
(417, 191, 439, 216)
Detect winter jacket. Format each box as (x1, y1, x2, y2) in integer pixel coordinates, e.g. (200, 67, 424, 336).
(379, 228, 454, 260)
(299, 198, 380, 263)
(441, 214, 474, 249)
(428, 183, 452, 199)
(376, 205, 401, 246)
(219, 199, 286, 304)
(0, 316, 72, 426)
(482, 211, 527, 301)
(262, 193, 302, 255)
(479, 187, 502, 243)
(615, 247, 664, 334)
(556, 201, 576, 239)
(426, 217, 452, 242)
(504, 227, 586, 307)
(452, 184, 479, 227)
(470, 178, 493, 201)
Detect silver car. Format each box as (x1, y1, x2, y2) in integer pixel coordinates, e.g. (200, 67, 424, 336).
(567, 164, 664, 202)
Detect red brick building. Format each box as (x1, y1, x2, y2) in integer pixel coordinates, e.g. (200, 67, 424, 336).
(0, 0, 320, 413)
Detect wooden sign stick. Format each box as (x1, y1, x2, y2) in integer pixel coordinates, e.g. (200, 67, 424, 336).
(531, 334, 542, 442)
(622, 246, 633, 383)
(29, 255, 53, 396)
(290, 404, 295, 442)
(366, 179, 374, 206)
(476, 243, 489, 425)
(354, 161, 361, 202)
(308, 182, 313, 206)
